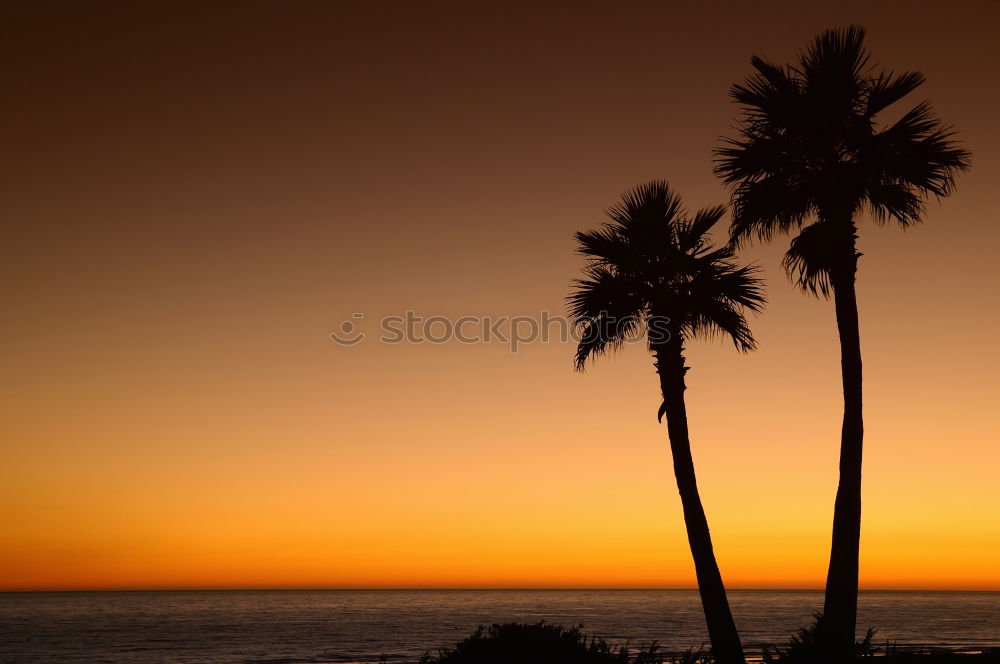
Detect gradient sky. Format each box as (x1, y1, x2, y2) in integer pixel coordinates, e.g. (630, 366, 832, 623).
(2, 0, 999, 591)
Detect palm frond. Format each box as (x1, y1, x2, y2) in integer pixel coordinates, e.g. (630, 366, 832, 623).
(865, 70, 925, 116)
(700, 258, 767, 313)
(800, 25, 870, 90)
(717, 25, 969, 293)
(729, 176, 813, 246)
(574, 227, 635, 268)
(864, 182, 925, 226)
(684, 299, 758, 352)
(715, 130, 795, 184)
(729, 56, 802, 127)
(781, 221, 845, 297)
(567, 265, 645, 370)
(867, 101, 971, 197)
(676, 205, 725, 253)
(569, 182, 766, 367)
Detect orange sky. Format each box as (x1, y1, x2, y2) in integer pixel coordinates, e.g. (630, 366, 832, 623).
(2, 0, 999, 591)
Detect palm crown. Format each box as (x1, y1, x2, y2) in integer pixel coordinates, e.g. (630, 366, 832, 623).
(714, 25, 970, 294)
(568, 181, 765, 370)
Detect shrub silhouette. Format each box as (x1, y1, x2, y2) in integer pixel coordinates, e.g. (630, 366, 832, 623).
(418, 619, 995, 663)
(761, 613, 877, 663)
(418, 622, 669, 664)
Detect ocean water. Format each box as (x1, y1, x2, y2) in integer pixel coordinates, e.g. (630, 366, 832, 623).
(0, 590, 997, 663)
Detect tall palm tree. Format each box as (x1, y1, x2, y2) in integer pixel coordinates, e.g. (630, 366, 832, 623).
(569, 181, 764, 664)
(714, 26, 970, 653)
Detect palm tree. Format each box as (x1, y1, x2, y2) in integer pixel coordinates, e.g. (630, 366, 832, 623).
(714, 26, 970, 653)
(569, 181, 764, 664)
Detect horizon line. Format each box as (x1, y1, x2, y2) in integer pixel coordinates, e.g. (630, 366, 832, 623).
(5, 586, 999, 593)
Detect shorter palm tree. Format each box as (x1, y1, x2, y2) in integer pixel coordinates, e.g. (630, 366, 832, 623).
(568, 181, 764, 664)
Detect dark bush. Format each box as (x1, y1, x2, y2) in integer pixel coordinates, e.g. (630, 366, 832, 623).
(761, 613, 877, 663)
(418, 621, 671, 664)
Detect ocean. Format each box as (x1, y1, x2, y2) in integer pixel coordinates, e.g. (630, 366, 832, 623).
(1, 590, 997, 663)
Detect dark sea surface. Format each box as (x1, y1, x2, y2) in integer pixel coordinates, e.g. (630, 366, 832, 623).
(1, 590, 998, 663)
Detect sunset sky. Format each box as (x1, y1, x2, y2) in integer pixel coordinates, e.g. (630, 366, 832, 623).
(2, 0, 999, 591)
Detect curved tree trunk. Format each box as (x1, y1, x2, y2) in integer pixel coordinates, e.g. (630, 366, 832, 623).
(822, 229, 864, 655)
(655, 342, 745, 664)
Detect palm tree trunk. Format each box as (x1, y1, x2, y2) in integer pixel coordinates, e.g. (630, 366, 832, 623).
(822, 231, 864, 655)
(655, 343, 745, 664)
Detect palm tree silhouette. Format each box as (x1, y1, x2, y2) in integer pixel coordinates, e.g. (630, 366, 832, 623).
(714, 26, 970, 653)
(569, 181, 764, 664)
